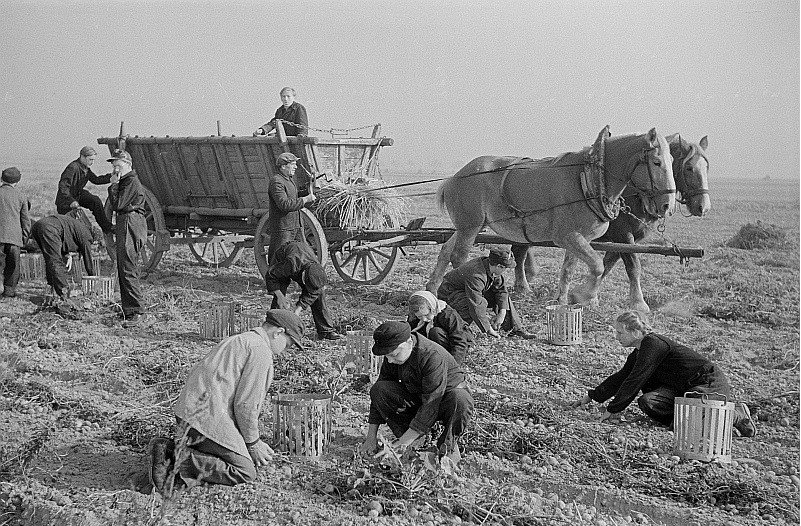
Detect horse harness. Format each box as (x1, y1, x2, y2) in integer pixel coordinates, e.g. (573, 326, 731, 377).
(673, 136, 710, 204)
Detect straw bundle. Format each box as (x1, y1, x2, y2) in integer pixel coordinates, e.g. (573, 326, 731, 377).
(314, 178, 407, 231)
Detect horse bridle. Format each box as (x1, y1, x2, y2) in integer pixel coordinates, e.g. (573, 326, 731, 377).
(673, 136, 710, 205)
(621, 143, 675, 201)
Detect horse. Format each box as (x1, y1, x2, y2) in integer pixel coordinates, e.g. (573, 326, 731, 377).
(425, 127, 676, 308)
(510, 135, 709, 313)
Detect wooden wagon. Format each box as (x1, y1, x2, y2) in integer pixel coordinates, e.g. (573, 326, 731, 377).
(98, 122, 703, 286)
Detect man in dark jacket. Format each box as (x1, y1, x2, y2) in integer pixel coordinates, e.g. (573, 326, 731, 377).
(267, 152, 316, 263)
(31, 211, 96, 302)
(264, 240, 341, 340)
(106, 149, 146, 323)
(437, 248, 534, 339)
(253, 87, 309, 137)
(55, 146, 115, 257)
(407, 291, 472, 364)
(358, 321, 473, 462)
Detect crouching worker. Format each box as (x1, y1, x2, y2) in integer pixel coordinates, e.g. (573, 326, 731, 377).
(264, 240, 342, 340)
(30, 210, 97, 304)
(148, 310, 306, 494)
(358, 321, 474, 463)
(569, 311, 757, 437)
(407, 291, 473, 364)
(437, 247, 534, 339)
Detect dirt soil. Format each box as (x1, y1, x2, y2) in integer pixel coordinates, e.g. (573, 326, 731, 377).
(0, 179, 799, 526)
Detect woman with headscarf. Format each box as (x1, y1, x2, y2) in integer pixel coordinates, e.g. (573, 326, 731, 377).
(407, 290, 473, 364)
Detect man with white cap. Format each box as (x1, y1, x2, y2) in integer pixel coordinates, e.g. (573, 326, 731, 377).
(149, 310, 305, 493)
(106, 149, 146, 323)
(358, 321, 473, 463)
(267, 152, 316, 263)
(55, 146, 116, 258)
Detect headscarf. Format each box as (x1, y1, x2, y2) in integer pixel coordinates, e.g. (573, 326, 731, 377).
(409, 291, 447, 335)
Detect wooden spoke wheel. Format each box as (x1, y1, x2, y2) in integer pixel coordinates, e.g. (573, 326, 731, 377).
(254, 208, 328, 278)
(188, 229, 244, 267)
(330, 219, 400, 285)
(104, 186, 166, 273)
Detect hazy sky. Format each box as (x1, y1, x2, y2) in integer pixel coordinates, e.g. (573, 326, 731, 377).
(1, 0, 798, 178)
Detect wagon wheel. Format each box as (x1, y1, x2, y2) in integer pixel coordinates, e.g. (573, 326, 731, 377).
(104, 186, 166, 272)
(188, 229, 244, 267)
(254, 208, 329, 278)
(330, 219, 400, 285)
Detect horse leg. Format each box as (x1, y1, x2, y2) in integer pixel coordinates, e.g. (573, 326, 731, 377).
(511, 244, 532, 294)
(621, 253, 650, 313)
(556, 250, 578, 304)
(426, 234, 457, 293)
(561, 235, 604, 306)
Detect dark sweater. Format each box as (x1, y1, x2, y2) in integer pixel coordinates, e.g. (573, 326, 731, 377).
(264, 241, 323, 308)
(407, 305, 473, 364)
(55, 159, 112, 210)
(589, 333, 713, 414)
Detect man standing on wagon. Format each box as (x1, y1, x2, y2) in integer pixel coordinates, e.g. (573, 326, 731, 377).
(253, 87, 308, 137)
(106, 149, 147, 323)
(55, 146, 116, 258)
(436, 248, 535, 339)
(267, 152, 316, 263)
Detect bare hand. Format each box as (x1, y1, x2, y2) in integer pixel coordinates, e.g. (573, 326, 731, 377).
(69, 201, 79, 210)
(486, 328, 500, 339)
(110, 170, 121, 184)
(599, 411, 622, 424)
(569, 395, 592, 409)
(248, 440, 274, 467)
(65, 254, 74, 272)
(357, 437, 379, 457)
(293, 305, 302, 317)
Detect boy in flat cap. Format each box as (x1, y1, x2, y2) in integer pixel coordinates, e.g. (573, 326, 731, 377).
(437, 248, 534, 339)
(267, 152, 316, 263)
(253, 87, 309, 137)
(264, 240, 342, 340)
(358, 321, 474, 463)
(106, 149, 147, 323)
(55, 146, 116, 258)
(30, 210, 97, 303)
(0, 168, 31, 298)
(149, 310, 306, 493)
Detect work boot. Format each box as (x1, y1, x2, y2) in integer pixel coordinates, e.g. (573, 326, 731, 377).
(104, 232, 117, 264)
(148, 437, 176, 494)
(733, 402, 757, 438)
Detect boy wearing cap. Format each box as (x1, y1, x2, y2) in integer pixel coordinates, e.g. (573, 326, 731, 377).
(437, 248, 534, 339)
(55, 146, 116, 257)
(358, 321, 474, 462)
(30, 211, 97, 303)
(149, 310, 305, 492)
(264, 240, 342, 340)
(106, 149, 147, 322)
(0, 168, 31, 298)
(253, 87, 309, 137)
(267, 152, 316, 263)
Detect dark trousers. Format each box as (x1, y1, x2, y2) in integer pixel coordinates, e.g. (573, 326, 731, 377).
(175, 422, 256, 488)
(270, 280, 335, 335)
(447, 291, 525, 332)
(0, 243, 21, 296)
(116, 212, 146, 317)
(31, 221, 71, 297)
(637, 365, 732, 425)
(267, 228, 305, 264)
(369, 380, 474, 450)
(57, 190, 114, 234)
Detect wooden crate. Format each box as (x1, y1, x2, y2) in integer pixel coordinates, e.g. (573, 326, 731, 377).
(545, 304, 582, 345)
(19, 253, 45, 281)
(346, 329, 383, 382)
(673, 393, 734, 463)
(239, 311, 264, 332)
(199, 302, 235, 340)
(272, 394, 331, 458)
(81, 276, 115, 301)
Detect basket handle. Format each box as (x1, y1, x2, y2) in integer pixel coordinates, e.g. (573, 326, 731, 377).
(683, 390, 729, 404)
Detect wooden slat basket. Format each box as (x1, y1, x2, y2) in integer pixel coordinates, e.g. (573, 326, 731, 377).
(19, 253, 45, 282)
(239, 311, 264, 332)
(81, 276, 115, 301)
(272, 394, 332, 458)
(346, 329, 383, 383)
(199, 302, 235, 340)
(545, 304, 583, 345)
(673, 392, 734, 463)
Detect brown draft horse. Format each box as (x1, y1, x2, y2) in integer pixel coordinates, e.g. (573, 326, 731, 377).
(511, 135, 709, 312)
(426, 127, 676, 307)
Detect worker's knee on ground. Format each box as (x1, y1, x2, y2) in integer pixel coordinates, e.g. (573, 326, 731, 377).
(239, 461, 258, 483)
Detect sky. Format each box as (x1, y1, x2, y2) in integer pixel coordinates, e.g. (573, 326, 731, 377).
(0, 0, 798, 178)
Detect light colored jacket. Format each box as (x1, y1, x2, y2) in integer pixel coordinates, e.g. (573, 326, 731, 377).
(175, 327, 275, 459)
(0, 184, 30, 246)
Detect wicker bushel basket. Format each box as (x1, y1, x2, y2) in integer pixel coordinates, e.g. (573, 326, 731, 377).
(545, 304, 583, 345)
(199, 303, 235, 340)
(19, 253, 45, 282)
(81, 276, 115, 301)
(272, 394, 332, 458)
(346, 329, 383, 382)
(673, 392, 734, 463)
